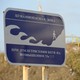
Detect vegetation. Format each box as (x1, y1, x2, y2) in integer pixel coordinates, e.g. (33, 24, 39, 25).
(0, 43, 80, 80)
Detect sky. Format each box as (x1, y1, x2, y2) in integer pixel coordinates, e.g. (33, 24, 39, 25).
(0, 0, 80, 52)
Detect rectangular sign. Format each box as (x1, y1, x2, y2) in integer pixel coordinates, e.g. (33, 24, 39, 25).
(4, 8, 65, 66)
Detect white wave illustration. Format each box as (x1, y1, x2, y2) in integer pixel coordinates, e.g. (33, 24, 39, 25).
(5, 25, 65, 48)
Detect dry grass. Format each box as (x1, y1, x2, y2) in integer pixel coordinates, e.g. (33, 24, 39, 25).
(0, 43, 80, 80)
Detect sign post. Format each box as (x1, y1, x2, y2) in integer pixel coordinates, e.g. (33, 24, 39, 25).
(42, 66, 45, 80)
(23, 66, 29, 80)
(42, 66, 49, 80)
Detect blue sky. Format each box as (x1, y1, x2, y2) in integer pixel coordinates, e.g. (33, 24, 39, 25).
(0, 0, 80, 52)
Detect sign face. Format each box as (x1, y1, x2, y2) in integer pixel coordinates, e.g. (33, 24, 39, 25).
(4, 8, 65, 66)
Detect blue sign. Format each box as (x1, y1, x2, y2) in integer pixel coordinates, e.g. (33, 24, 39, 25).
(4, 8, 65, 66)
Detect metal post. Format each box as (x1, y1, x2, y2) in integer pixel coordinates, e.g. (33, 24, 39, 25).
(42, 66, 45, 80)
(38, 0, 42, 11)
(23, 66, 29, 80)
(42, 66, 49, 80)
(38, 1, 49, 80)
